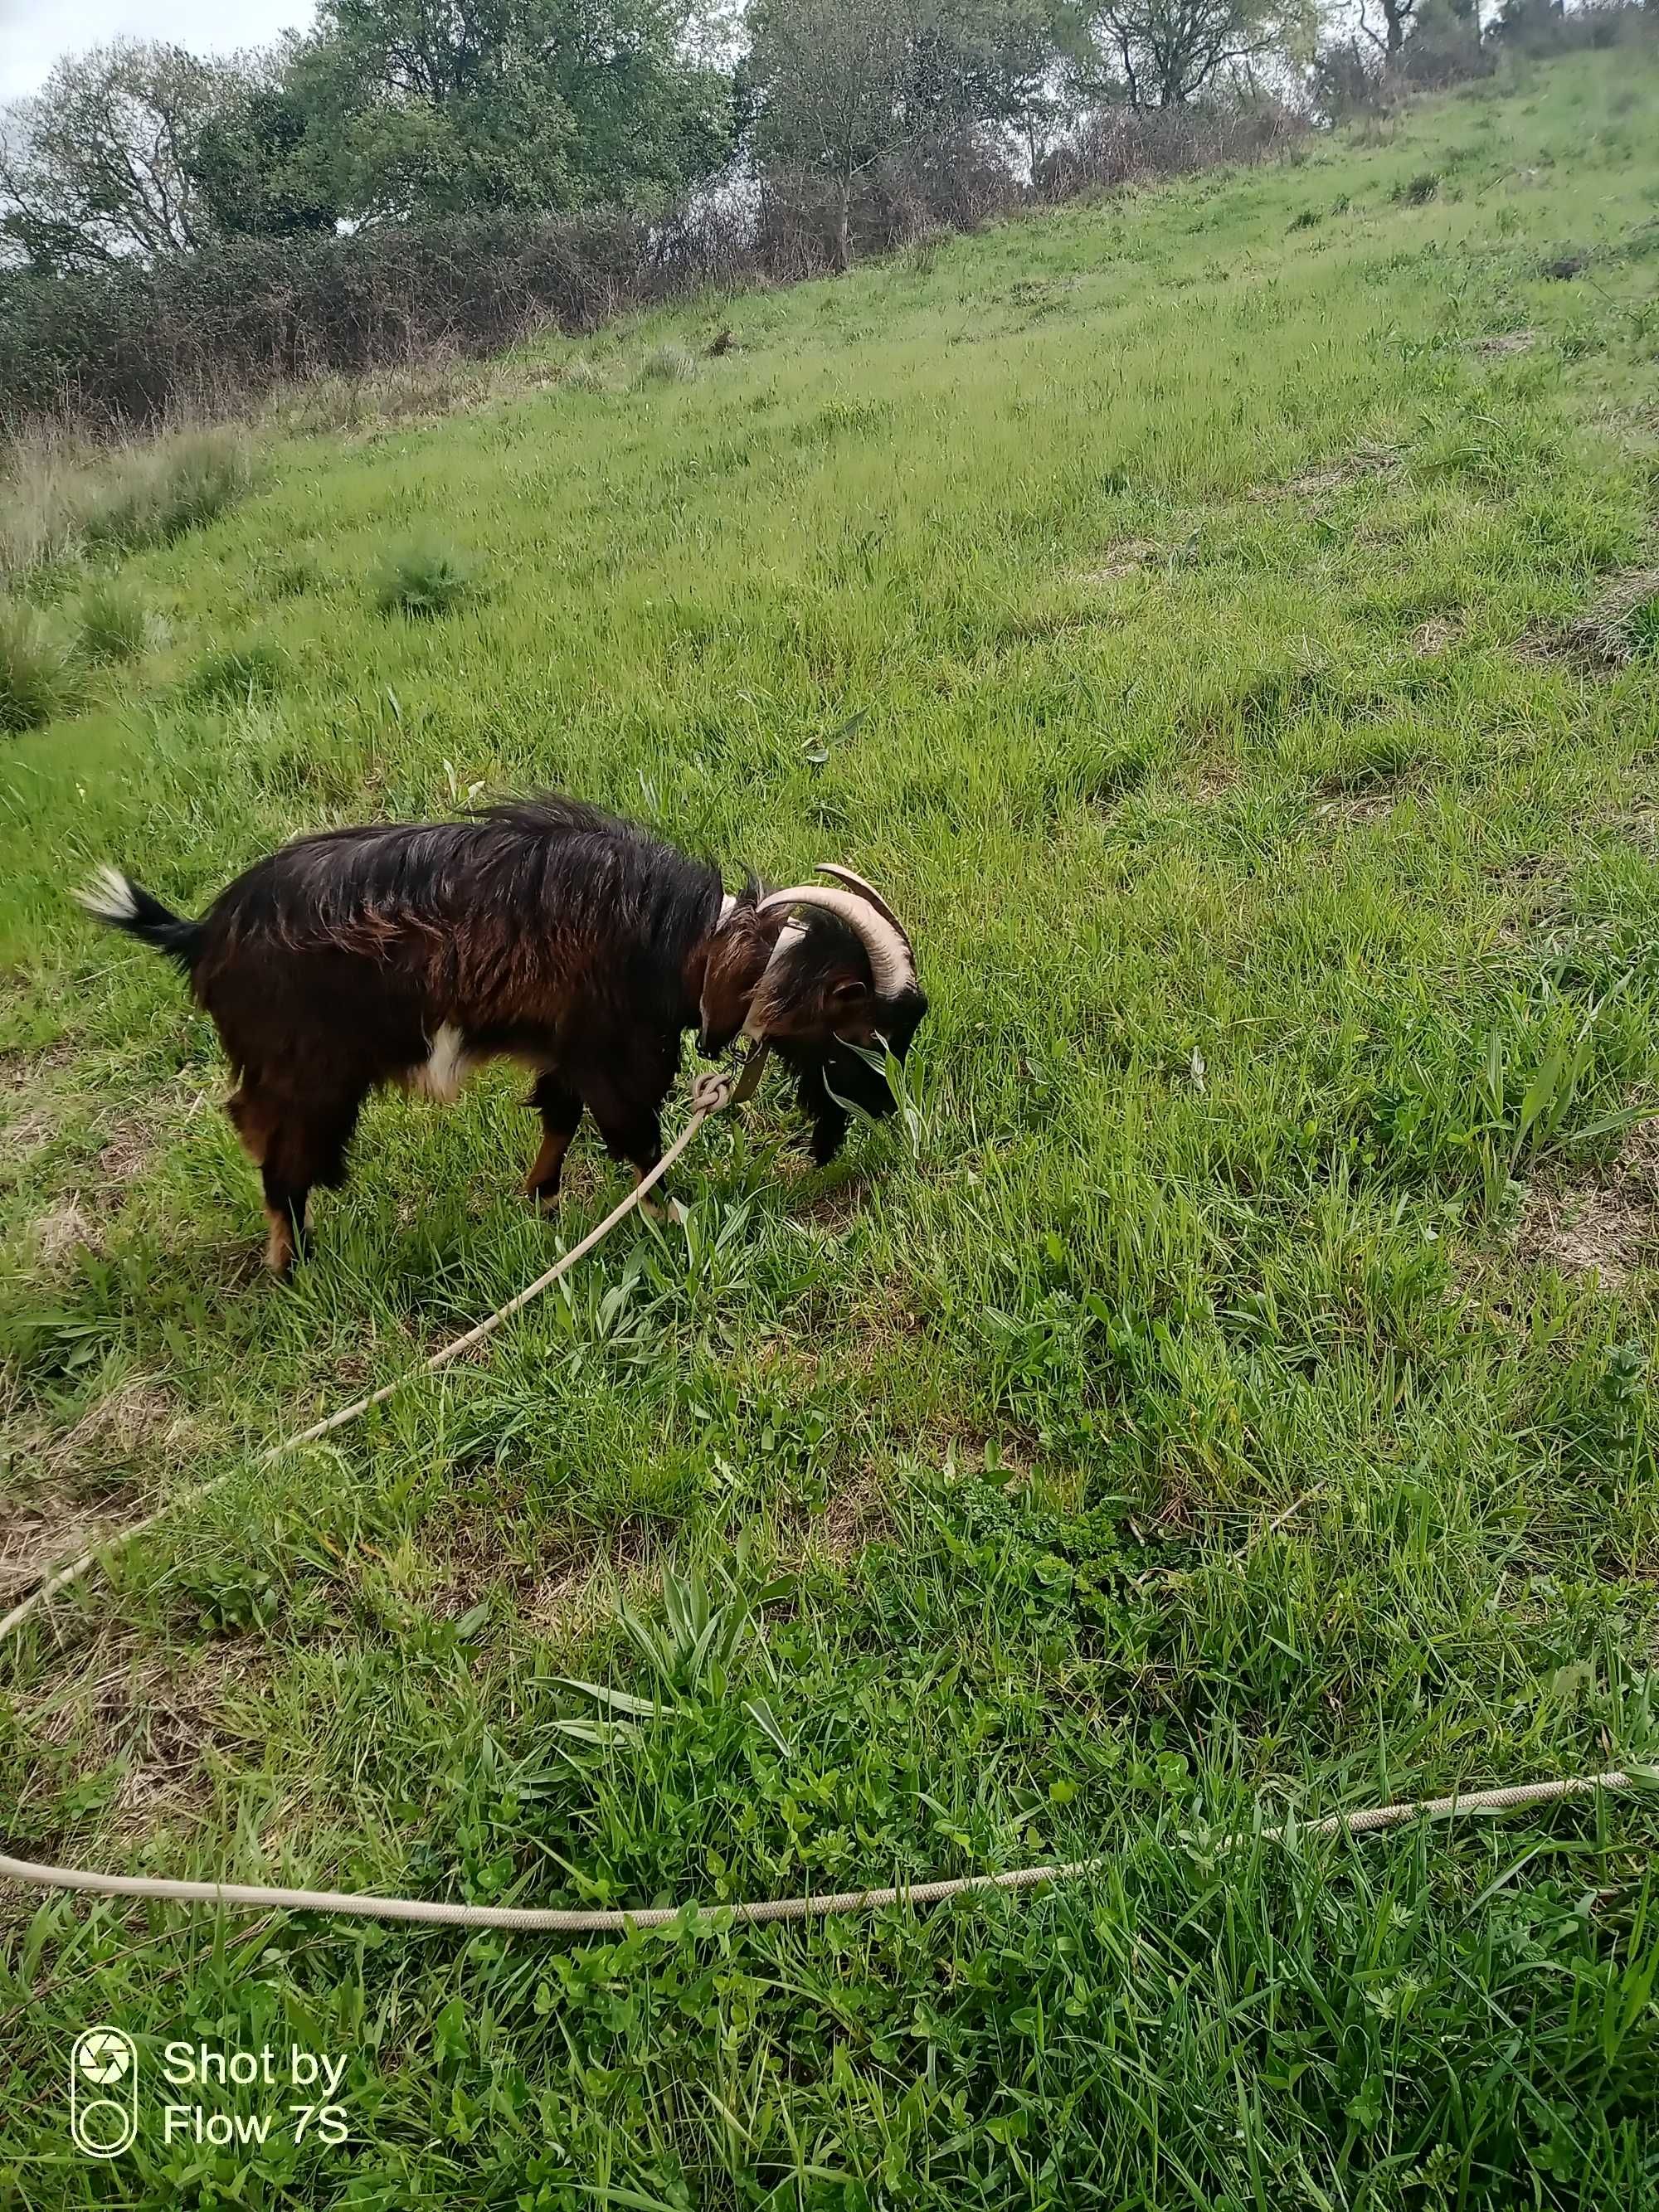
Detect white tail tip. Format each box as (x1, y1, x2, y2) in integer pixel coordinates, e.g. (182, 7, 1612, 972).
(74, 865, 139, 924)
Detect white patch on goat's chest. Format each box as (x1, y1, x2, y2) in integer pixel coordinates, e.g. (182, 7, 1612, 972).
(407, 1023, 471, 1104)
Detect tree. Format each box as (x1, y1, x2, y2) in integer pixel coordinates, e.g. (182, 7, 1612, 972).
(0, 41, 237, 273)
(745, 0, 1053, 267)
(1069, 0, 1312, 107)
(189, 71, 340, 237)
(1396, 0, 1489, 81)
(287, 0, 736, 223)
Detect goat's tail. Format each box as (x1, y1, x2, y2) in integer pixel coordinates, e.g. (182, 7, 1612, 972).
(74, 866, 205, 973)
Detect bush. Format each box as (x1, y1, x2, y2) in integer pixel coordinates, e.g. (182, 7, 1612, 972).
(1395, 170, 1442, 205)
(374, 541, 474, 619)
(75, 580, 149, 663)
(1036, 100, 1310, 200)
(0, 136, 1024, 435)
(1312, 39, 1397, 123)
(1490, 0, 1655, 52)
(0, 601, 75, 732)
(1398, 0, 1496, 86)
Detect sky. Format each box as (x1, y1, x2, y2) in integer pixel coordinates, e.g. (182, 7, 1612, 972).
(0, 0, 314, 102)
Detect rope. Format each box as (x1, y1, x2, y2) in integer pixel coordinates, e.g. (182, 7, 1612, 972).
(0, 1065, 740, 1648)
(0, 1772, 1637, 1932)
(0, 1062, 1646, 1936)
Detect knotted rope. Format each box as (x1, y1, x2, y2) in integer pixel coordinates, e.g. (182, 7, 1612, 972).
(0, 1063, 740, 1647)
(1, 1059, 1647, 1935)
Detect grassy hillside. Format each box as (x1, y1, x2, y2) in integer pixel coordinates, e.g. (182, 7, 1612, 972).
(3, 46, 1659, 2208)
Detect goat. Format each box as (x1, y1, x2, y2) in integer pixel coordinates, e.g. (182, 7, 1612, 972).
(76, 796, 926, 1273)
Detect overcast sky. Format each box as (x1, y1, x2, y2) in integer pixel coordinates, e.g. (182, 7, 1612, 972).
(0, 0, 315, 102)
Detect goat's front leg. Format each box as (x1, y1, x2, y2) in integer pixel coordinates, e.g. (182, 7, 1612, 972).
(524, 1074, 583, 1208)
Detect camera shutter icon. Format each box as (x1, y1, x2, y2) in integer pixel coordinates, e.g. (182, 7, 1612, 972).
(71, 2028, 139, 2158)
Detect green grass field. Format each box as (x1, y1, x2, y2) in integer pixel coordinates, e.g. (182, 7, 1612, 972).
(4, 46, 1659, 2207)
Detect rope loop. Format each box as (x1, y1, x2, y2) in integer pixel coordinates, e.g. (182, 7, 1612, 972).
(689, 1065, 736, 1116)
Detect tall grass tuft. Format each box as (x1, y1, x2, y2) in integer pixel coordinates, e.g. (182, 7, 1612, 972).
(1, 425, 255, 583)
(374, 539, 474, 618)
(75, 579, 150, 664)
(0, 600, 75, 732)
(80, 433, 254, 556)
(638, 343, 699, 386)
(186, 642, 284, 704)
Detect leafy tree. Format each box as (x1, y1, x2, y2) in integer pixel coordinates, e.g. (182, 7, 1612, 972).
(0, 40, 238, 272)
(1068, 0, 1315, 107)
(745, 0, 1058, 267)
(189, 72, 340, 237)
(1396, 0, 1489, 81)
(288, 0, 735, 222)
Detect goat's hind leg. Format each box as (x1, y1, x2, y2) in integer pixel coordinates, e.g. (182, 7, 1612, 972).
(586, 1091, 683, 1220)
(243, 1091, 364, 1276)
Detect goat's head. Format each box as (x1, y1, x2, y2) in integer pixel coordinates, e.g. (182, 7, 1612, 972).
(698, 865, 926, 1159)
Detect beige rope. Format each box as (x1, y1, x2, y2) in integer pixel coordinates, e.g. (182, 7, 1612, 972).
(0, 1772, 1637, 1932)
(0, 1062, 1646, 1936)
(0, 1065, 741, 1648)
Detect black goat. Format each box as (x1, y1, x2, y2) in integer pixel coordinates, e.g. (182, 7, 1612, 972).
(77, 796, 926, 1272)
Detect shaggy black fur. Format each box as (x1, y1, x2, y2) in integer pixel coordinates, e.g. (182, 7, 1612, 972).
(81, 795, 926, 1271)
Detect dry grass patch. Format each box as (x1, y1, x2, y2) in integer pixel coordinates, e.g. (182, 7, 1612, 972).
(32, 1197, 100, 1266)
(1188, 756, 1243, 803)
(1515, 1121, 1659, 1286)
(0, 1378, 202, 1598)
(1076, 538, 1163, 584)
(1311, 781, 1402, 824)
(1567, 566, 1659, 668)
(815, 1473, 891, 1566)
(528, 1524, 659, 1643)
(1248, 444, 1395, 508)
(1513, 567, 1659, 675)
(1474, 330, 1539, 356)
(1413, 615, 1462, 656)
(0, 1483, 131, 1607)
(17, 1631, 269, 1854)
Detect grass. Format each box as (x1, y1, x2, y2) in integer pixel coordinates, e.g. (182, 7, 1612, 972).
(3, 46, 1659, 2208)
(0, 600, 73, 732)
(184, 642, 286, 705)
(372, 538, 476, 619)
(638, 340, 702, 385)
(0, 426, 253, 584)
(73, 580, 150, 665)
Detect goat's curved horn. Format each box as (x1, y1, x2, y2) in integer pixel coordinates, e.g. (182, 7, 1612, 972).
(815, 864, 913, 955)
(756, 885, 913, 999)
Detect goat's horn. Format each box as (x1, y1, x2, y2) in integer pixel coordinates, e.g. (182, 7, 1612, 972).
(815, 863, 913, 955)
(757, 885, 913, 999)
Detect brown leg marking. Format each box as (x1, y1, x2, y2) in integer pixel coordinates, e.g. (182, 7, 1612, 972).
(226, 1087, 275, 1166)
(524, 1127, 573, 1204)
(264, 1207, 296, 1275)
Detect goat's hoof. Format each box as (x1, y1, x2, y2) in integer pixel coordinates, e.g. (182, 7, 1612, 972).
(642, 1194, 691, 1227)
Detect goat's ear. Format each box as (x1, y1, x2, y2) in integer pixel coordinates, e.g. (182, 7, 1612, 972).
(827, 975, 866, 1004)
